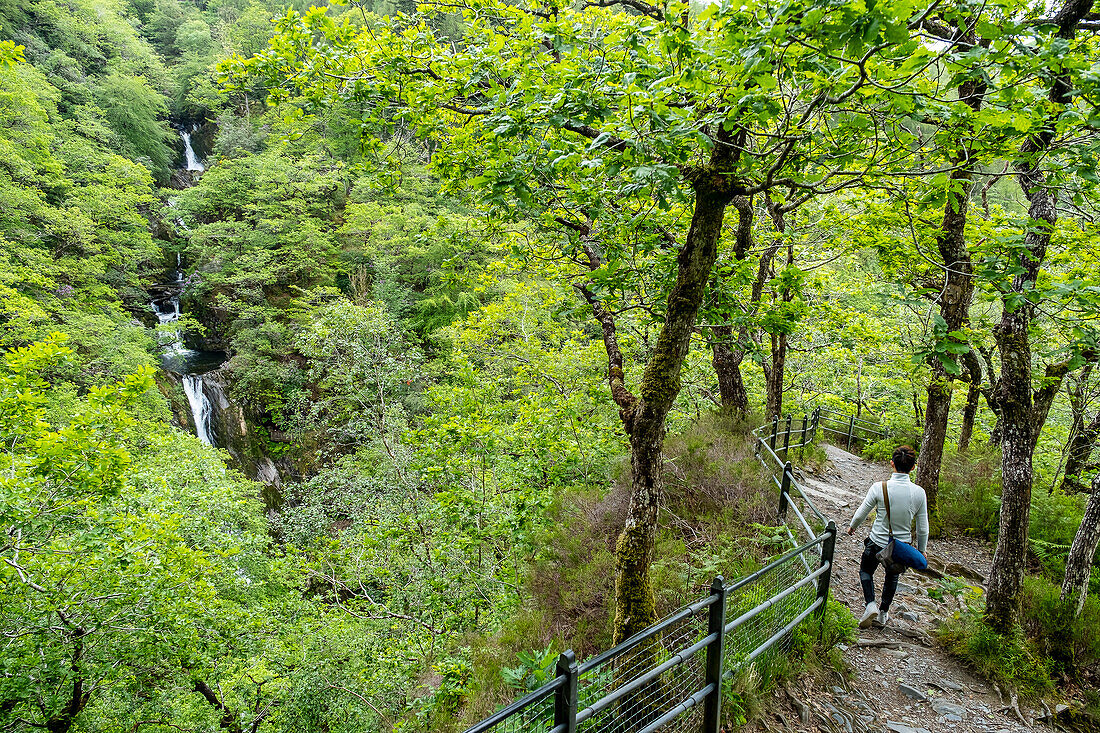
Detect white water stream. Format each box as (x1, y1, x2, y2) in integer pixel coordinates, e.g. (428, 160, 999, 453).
(182, 374, 215, 445)
(181, 124, 205, 172)
(153, 253, 217, 446)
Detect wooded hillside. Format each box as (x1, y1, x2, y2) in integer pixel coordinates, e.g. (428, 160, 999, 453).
(2, 0, 1100, 729)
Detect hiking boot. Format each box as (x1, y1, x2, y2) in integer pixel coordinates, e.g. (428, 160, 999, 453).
(859, 601, 879, 629)
(873, 611, 889, 629)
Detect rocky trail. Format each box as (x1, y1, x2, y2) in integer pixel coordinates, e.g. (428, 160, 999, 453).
(766, 444, 1051, 733)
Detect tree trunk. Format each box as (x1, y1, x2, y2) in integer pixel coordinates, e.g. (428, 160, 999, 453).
(1061, 474, 1100, 617)
(711, 327, 749, 414)
(986, 306, 1037, 631)
(984, 0, 1093, 631)
(763, 205, 791, 421)
(1060, 366, 1099, 493)
(708, 197, 754, 415)
(958, 382, 980, 452)
(1060, 412, 1100, 493)
(917, 373, 951, 519)
(613, 180, 731, 642)
(914, 69, 981, 518)
(765, 332, 786, 420)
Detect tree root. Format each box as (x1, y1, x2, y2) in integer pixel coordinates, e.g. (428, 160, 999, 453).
(784, 684, 811, 724)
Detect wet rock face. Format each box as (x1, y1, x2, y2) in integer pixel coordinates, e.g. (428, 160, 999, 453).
(168, 169, 199, 190)
(181, 299, 232, 352)
(200, 368, 308, 506)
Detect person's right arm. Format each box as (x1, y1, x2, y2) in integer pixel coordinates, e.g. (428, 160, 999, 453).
(848, 484, 877, 534)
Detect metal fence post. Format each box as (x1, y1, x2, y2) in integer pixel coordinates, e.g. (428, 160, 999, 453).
(800, 414, 808, 455)
(770, 416, 779, 450)
(702, 577, 727, 733)
(846, 416, 855, 451)
(782, 414, 792, 458)
(810, 408, 819, 443)
(778, 461, 792, 521)
(554, 650, 577, 733)
(815, 521, 837, 620)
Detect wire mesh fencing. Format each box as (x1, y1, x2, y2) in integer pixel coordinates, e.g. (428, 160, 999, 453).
(464, 530, 834, 733)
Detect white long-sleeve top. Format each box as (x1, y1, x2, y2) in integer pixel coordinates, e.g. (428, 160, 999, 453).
(848, 473, 929, 554)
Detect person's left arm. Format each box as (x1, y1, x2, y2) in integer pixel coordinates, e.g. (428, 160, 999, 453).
(914, 488, 929, 554)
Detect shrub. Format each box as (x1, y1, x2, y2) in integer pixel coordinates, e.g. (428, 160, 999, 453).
(937, 611, 1054, 697)
(662, 411, 773, 522)
(1019, 576, 1100, 679)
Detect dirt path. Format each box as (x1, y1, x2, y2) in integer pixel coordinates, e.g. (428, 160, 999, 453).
(771, 444, 1045, 733)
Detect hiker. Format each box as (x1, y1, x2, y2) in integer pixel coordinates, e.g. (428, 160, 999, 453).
(846, 445, 928, 629)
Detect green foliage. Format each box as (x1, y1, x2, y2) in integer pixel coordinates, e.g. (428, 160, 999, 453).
(938, 449, 1002, 538)
(1019, 575, 1100, 679)
(938, 609, 1055, 698)
(0, 337, 288, 730)
(500, 644, 558, 692)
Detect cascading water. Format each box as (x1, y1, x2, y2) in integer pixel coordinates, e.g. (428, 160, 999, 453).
(152, 252, 223, 446)
(180, 124, 205, 172)
(182, 374, 215, 445)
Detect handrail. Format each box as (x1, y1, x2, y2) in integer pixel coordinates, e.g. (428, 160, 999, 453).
(636, 684, 715, 733)
(464, 674, 566, 733)
(816, 407, 887, 430)
(784, 491, 816, 540)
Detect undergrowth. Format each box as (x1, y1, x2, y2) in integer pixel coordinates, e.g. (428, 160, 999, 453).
(937, 575, 1100, 698)
(938, 448, 1001, 538)
(937, 613, 1054, 697)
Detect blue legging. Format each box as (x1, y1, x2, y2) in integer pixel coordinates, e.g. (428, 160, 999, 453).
(860, 538, 901, 612)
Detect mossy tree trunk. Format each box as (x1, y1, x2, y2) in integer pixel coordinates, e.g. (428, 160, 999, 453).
(914, 68, 982, 520)
(985, 0, 1094, 632)
(612, 180, 733, 642)
(1061, 476, 1100, 617)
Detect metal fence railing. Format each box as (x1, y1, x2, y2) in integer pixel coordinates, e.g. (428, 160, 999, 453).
(463, 416, 839, 733)
(813, 407, 888, 452)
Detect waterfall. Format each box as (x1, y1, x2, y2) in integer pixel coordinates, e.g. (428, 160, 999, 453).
(157, 122, 228, 449)
(152, 251, 224, 445)
(182, 375, 215, 445)
(181, 124, 205, 172)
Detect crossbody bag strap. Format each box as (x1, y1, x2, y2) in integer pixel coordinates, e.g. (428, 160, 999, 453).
(881, 480, 894, 540)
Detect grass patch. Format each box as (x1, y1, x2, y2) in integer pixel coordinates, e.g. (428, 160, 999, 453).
(937, 610, 1055, 697)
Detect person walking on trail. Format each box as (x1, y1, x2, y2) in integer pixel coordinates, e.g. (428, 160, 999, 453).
(846, 445, 928, 629)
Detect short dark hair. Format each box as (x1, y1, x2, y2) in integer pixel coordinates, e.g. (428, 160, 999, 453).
(892, 445, 917, 473)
